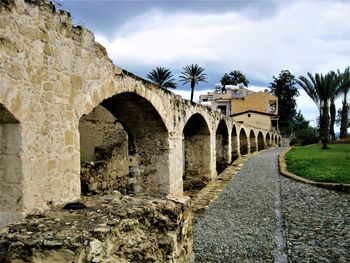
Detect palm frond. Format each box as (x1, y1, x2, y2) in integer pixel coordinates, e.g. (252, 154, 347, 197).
(179, 64, 208, 85)
(146, 67, 176, 89)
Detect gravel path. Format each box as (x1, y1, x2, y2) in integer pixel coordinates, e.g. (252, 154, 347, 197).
(281, 177, 350, 263)
(193, 147, 350, 262)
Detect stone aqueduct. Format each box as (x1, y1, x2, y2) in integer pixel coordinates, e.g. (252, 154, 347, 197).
(0, 0, 280, 227)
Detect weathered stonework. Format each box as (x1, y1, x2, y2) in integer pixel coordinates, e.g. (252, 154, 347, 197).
(79, 105, 130, 195)
(0, 0, 283, 260)
(0, 194, 193, 263)
(0, 0, 281, 248)
(0, 0, 277, 224)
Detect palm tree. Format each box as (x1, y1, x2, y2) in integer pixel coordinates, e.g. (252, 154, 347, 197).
(338, 67, 350, 139)
(329, 71, 343, 140)
(297, 72, 341, 149)
(179, 64, 207, 102)
(147, 67, 176, 89)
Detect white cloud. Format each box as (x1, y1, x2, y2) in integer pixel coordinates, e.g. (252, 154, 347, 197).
(96, 1, 350, 80)
(95, 0, 349, 133)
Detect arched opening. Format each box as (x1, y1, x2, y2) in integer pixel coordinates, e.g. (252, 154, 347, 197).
(258, 131, 265, 150)
(0, 104, 23, 228)
(249, 130, 257, 153)
(239, 128, 248, 155)
(79, 92, 169, 197)
(216, 120, 229, 173)
(231, 125, 238, 162)
(266, 133, 271, 147)
(275, 135, 278, 145)
(183, 113, 211, 196)
(271, 134, 275, 146)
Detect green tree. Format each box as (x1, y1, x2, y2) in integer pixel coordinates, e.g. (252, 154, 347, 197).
(269, 70, 299, 135)
(328, 71, 343, 140)
(179, 64, 207, 102)
(293, 111, 309, 131)
(147, 67, 176, 89)
(220, 70, 249, 87)
(336, 108, 350, 129)
(338, 67, 350, 139)
(297, 72, 341, 149)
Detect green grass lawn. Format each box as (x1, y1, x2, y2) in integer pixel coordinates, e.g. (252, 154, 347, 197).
(285, 144, 350, 184)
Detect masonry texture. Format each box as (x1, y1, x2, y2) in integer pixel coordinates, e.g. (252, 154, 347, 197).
(0, 0, 280, 261)
(0, 194, 193, 263)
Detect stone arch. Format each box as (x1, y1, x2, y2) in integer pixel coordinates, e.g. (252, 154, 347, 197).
(77, 80, 173, 134)
(0, 104, 23, 228)
(266, 133, 271, 147)
(258, 131, 265, 151)
(249, 130, 257, 153)
(183, 113, 211, 196)
(79, 92, 170, 197)
(216, 120, 229, 173)
(239, 128, 248, 155)
(231, 124, 239, 162)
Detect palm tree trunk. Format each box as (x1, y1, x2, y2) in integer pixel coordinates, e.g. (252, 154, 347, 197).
(329, 99, 336, 140)
(190, 81, 195, 102)
(320, 102, 329, 149)
(340, 92, 348, 139)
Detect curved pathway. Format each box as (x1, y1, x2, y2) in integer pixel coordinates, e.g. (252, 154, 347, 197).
(193, 147, 350, 262)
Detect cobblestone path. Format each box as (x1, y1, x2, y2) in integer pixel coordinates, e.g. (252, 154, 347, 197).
(193, 147, 350, 262)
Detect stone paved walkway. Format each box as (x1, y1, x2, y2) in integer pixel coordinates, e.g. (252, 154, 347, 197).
(193, 147, 350, 262)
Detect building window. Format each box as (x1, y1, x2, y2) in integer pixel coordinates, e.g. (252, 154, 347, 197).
(248, 113, 251, 117)
(217, 105, 227, 114)
(269, 100, 277, 113)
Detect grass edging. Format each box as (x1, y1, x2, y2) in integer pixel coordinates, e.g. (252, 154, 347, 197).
(279, 147, 350, 193)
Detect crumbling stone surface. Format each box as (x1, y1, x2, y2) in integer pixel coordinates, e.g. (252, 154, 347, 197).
(0, 194, 193, 263)
(0, 0, 279, 225)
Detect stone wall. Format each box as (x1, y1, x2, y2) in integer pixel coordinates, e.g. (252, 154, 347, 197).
(0, 0, 280, 227)
(0, 194, 193, 263)
(215, 121, 229, 173)
(249, 131, 257, 153)
(79, 105, 130, 195)
(239, 129, 249, 155)
(258, 132, 265, 150)
(79, 105, 127, 163)
(0, 105, 23, 228)
(231, 125, 239, 161)
(183, 114, 211, 195)
(232, 112, 274, 131)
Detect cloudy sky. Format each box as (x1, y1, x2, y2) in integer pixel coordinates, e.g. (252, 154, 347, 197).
(57, 0, 350, 130)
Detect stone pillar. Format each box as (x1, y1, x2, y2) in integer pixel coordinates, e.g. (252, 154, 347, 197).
(167, 133, 184, 197)
(228, 131, 232, 163)
(210, 130, 216, 180)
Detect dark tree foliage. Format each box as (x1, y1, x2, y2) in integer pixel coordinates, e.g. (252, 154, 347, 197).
(293, 111, 310, 130)
(289, 111, 318, 146)
(179, 64, 207, 102)
(297, 71, 341, 149)
(336, 108, 349, 128)
(220, 70, 249, 87)
(338, 67, 350, 139)
(269, 70, 299, 134)
(147, 67, 176, 89)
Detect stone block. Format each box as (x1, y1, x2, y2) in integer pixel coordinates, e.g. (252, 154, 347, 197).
(70, 75, 83, 90)
(64, 131, 74, 145)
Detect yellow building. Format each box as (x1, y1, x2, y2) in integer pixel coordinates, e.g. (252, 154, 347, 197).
(199, 85, 279, 131)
